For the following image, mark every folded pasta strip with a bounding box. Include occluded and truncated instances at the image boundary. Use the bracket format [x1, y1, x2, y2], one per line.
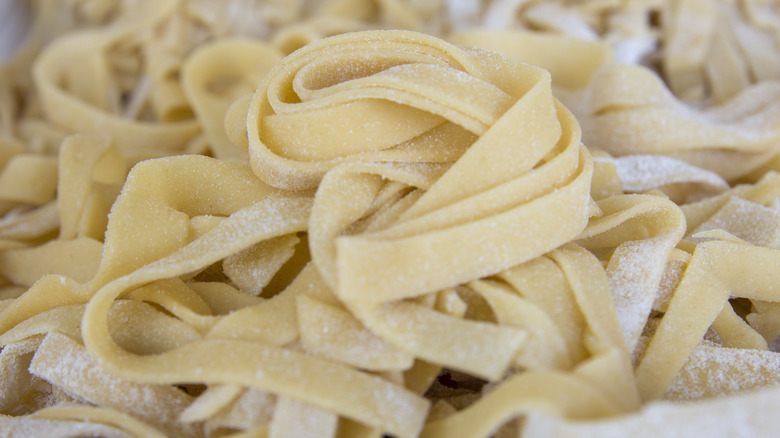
[2, 2, 780, 437]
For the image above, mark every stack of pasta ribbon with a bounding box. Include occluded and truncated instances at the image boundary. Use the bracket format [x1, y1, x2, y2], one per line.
[2, 0, 780, 437]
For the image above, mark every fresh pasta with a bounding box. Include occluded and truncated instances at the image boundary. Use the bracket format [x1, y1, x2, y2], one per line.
[2, 0, 780, 437]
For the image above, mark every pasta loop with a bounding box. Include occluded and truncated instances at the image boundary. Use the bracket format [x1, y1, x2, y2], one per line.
[286, 31, 599, 381]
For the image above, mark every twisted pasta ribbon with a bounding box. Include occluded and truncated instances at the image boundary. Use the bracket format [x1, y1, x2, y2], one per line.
[577, 194, 687, 355]
[244, 30, 598, 380]
[240, 30, 567, 189]
[662, 0, 780, 103]
[421, 244, 639, 437]
[631, 173, 780, 401]
[5, 4, 780, 435]
[62, 153, 427, 437]
[449, 29, 612, 89]
[589, 153, 729, 204]
[32, 0, 201, 161]
[182, 38, 283, 161]
[579, 63, 780, 180]
[682, 171, 780, 238]
[30, 332, 200, 437]
[636, 240, 780, 401]
[667, 341, 780, 401]
[56, 135, 125, 241]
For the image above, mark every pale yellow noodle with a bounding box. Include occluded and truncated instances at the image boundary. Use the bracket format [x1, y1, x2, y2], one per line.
[2, 3, 780, 438]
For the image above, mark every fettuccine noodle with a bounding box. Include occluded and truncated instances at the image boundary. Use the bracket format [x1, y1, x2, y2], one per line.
[2, 1, 780, 437]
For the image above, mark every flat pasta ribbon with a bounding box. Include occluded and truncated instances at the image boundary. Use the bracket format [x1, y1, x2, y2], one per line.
[636, 239, 780, 400]
[3, 3, 780, 436]
[577, 194, 687, 355]
[63, 151, 428, 437]
[578, 63, 780, 180]
[261, 30, 600, 381]
[661, 0, 780, 103]
[31, 0, 201, 161]
[182, 38, 283, 161]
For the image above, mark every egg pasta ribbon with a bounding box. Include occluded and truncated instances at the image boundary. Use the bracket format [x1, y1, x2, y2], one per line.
[577, 194, 687, 355]
[182, 38, 283, 161]
[243, 30, 599, 380]
[31, 0, 201, 161]
[661, 0, 780, 104]
[578, 63, 780, 180]
[636, 240, 780, 401]
[3, 5, 780, 436]
[421, 243, 640, 437]
[61, 151, 428, 437]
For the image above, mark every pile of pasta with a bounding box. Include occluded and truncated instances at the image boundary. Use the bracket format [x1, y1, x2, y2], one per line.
[2, 0, 780, 437]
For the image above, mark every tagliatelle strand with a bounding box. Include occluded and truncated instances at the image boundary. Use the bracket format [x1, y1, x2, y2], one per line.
[3, 4, 780, 437]
[448, 29, 613, 89]
[578, 63, 780, 180]
[72, 150, 427, 436]
[29, 332, 200, 438]
[636, 240, 780, 401]
[56, 135, 125, 241]
[277, 30, 599, 381]
[31, 2, 203, 161]
[577, 194, 687, 354]
[181, 38, 283, 161]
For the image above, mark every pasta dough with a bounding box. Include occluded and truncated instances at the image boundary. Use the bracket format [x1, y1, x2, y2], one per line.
[1, 1, 780, 437]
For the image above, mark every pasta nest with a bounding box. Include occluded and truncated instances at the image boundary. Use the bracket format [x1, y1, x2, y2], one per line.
[232, 30, 598, 379]
[238, 29, 591, 192]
